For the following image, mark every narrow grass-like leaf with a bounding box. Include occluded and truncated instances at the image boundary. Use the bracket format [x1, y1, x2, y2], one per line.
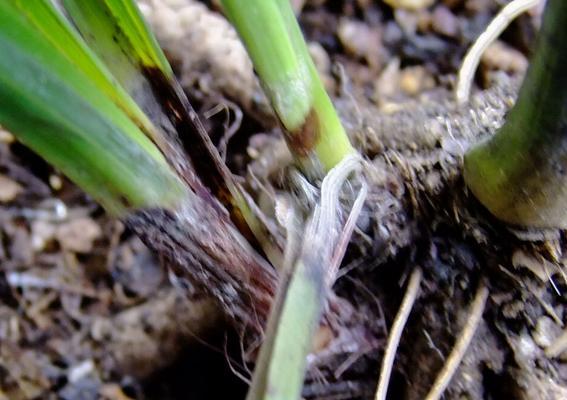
[61, 0, 172, 92]
[62, 0, 281, 260]
[0, 3, 184, 214]
[1, 2, 163, 163]
[10, 0, 159, 143]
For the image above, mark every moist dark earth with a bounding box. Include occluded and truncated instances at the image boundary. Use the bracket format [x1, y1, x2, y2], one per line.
[1, 1, 566, 399]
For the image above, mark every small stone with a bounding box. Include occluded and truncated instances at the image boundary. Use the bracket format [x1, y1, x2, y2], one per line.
[383, 21, 404, 47]
[532, 317, 561, 349]
[515, 333, 540, 363]
[384, 0, 435, 11]
[465, 0, 492, 13]
[308, 42, 334, 90]
[416, 10, 433, 33]
[67, 359, 95, 383]
[431, 5, 460, 37]
[49, 175, 63, 191]
[56, 217, 102, 253]
[309, 42, 331, 75]
[312, 325, 334, 352]
[0, 175, 22, 203]
[0, 128, 14, 143]
[394, 9, 419, 35]
[30, 220, 57, 252]
[374, 57, 401, 102]
[399, 66, 435, 96]
[338, 18, 382, 69]
[482, 40, 528, 74]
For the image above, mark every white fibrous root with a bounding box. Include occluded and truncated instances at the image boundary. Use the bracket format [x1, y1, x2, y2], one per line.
[137, 0, 271, 121]
[455, 0, 541, 104]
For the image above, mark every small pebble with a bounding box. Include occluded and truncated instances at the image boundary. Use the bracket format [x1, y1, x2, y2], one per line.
[373, 57, 401, 102]
[338, 18, 382, 69]
[56, 217, 102, 253]
[465, 0, 492, 13]
[308, 42, 334, 90]
[0, 127, 14, 143]
[432, 5, 460, 37]
[0, 175, 22, 203]
[384, 0, 435, 11]
[532, 316, 561, 349]
[30, 220, 57, 252]
[49, 175, 63, 191]
[399, 66, 435, 96]
[395, 9, 419, 35]
[482, 40, 529, 74]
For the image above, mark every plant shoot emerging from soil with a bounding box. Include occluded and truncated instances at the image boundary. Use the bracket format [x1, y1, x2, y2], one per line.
[464, 0, 567, 228]
[221, 0, 355, 174]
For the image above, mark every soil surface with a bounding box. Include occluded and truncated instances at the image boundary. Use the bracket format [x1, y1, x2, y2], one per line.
[1, 1, 566, 400]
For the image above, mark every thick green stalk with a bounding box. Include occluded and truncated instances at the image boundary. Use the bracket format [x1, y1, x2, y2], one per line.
[0, 2, 184, 215]
[464, 0, 567, 228]
[220, 0, 354, 173]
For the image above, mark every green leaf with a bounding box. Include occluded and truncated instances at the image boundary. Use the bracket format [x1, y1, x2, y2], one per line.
[11, 0, 160, 143]
[62, 0, 173, 95]
[61, 0, 283, 260]
[0, 2, 185, 214]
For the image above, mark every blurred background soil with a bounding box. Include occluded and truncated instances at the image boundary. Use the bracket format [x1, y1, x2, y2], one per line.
[2, 1, 565, 399]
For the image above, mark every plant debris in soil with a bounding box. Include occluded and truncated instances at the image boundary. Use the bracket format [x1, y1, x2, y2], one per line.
[2, 1, 566, 400]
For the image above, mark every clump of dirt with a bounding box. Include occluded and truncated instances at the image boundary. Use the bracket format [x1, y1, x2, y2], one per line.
[244, 70, 566, 399]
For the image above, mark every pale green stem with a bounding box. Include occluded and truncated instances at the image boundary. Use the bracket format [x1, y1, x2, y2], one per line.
[220, 0, 354, 173]
[246, 155, 363, 400]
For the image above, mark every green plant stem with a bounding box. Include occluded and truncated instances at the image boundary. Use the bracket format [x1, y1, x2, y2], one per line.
[246, 256, 324, 400]
[220, 0, 354, 173]
[464, 0, 567, 228]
